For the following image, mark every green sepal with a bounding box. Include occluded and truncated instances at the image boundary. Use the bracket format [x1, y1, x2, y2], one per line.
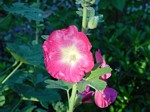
[41, 35, 49, 40]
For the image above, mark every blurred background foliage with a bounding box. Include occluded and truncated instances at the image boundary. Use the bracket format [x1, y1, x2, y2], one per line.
[0, 0, 150, 112]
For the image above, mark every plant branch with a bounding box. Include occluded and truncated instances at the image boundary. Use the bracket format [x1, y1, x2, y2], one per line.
[2, 61, 23, 84]
[82, 4, 87, 33]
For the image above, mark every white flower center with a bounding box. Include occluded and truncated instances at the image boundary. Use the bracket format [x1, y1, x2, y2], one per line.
[61, 45, 82, 66]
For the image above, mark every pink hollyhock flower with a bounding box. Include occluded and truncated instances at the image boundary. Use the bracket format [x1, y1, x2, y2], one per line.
[43, 25, 94, 82]
[78, 86, 94, 103]
[94, 87, 117, 108]
[95, 49, 111, 80]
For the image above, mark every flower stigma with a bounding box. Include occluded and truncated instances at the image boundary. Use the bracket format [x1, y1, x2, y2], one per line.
[61, 45, 82, 66]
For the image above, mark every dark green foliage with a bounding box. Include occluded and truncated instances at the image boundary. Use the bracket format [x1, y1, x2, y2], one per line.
[3, 2, 44, 21]
[0, 0, 149, 112]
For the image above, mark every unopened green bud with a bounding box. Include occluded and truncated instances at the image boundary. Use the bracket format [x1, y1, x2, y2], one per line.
[88, 16, 99, 29]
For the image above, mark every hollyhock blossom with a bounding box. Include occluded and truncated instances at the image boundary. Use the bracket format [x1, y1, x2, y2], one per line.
[95, 49, 111, 80]
[94, 87, 117, 108]
[43, 25, 94, 82]
[78, 86, 94, 103]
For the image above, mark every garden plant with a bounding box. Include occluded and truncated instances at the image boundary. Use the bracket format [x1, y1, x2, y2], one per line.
[0, 0, 150, 112]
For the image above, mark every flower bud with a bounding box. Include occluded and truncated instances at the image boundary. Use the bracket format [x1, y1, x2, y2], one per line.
[88, 16, 99, 29]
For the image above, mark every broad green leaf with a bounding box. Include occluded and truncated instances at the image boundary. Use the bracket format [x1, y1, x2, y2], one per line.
[7, 46, 28, 64]
[3, 2, 44, 21]
[13, 84, 61, 105]
[77, 80, 88, 92]
[6, 43, 43, 66]
[45, 79, 73, 90]
[88, 78, 107, 90]
[0, 92, 5, 106]
[86, 67, 112, 81]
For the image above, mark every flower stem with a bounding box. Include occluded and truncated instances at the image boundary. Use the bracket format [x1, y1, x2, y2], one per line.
[35, 0, 40, 44]
[69, 83, 77, 112]
[82, 4, 87, 33]
[1, 60, 18, 75]
[35, 22, 39, 44]
[10, 98, 22, 112]
[67, 89, 70, 103]
[2, 61, 23, 84]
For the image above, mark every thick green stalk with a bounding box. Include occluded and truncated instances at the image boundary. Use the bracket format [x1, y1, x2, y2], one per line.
[82, 5, 87, 33]
[2, 61, 23, 84]
[69, 83, 77, 112]
[67, 89, 70, 103]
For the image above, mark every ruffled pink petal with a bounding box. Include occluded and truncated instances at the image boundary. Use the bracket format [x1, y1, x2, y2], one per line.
[94, 87, 117, 108]
[95, 49, 106, 64]
[78, 86, 94, 103]
[95, 49, 111, 80]
[43, 25, 94, 82]
[100, 64, 111, 80]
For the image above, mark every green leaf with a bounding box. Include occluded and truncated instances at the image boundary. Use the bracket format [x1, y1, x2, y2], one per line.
[111, 0, 126, 12]
[75, 0, 84, 4]
[88, 78, 107, 90]
[45, 79, 73, 90]
[0, 92, 5, 106]
[86, 67, 112, 81]
[21, 105, 37, 112]
[13, 84, 61, 105]
[87, 7, 95, 17]
[35, 108, 47, 112]
[0, 14, 13, 30]
[77, 80, 88, 92]
[3, 2, 44, 21]
[7, 46, 28, 64]
[6, 43, 43, 66]
[76, 8, 83, 17]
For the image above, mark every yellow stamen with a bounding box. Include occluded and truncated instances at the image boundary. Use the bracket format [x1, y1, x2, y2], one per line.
[61, 45, 82, 66]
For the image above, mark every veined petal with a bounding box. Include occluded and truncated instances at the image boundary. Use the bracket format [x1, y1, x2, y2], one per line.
[94, 87, 117, 108]
[43, 25, 94, 82]
[95, 49, 111, 80]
